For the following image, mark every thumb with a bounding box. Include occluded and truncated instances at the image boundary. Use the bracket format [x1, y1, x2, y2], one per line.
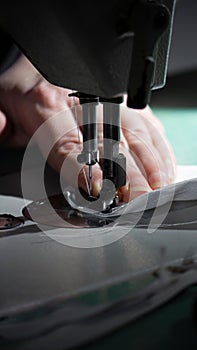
[0, 110, 12, 145]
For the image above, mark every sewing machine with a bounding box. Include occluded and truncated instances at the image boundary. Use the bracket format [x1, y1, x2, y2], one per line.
[3, 3, 197, 349]
[0, 0, 176, 211]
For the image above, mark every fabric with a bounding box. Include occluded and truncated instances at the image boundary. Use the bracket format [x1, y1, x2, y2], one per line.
[65, 178, 197, 231]
[66, 178, 197, 217]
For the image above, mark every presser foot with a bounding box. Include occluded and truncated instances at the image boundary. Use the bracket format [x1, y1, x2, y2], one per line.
[78, 188, 119, 214]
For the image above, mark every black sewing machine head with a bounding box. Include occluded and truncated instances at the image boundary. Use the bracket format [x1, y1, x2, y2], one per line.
[0, 0, 175, 108]
[0, 0, 176, 210]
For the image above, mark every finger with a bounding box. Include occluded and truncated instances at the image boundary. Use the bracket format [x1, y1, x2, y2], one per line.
[78, 163, 102, 197]
[121, 107, 168, 190]
[135, 106, 176, 181]
[0, 110, 8, 144]
[0, 111, 26, 147]
[141, 112, 176, 183]
[118, 144, 152, 202]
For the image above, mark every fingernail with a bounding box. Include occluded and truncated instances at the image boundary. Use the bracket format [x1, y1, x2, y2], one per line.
[93, 179, 102, 197]
[149, 171, 167, 189]
[125, 183, 130, 192]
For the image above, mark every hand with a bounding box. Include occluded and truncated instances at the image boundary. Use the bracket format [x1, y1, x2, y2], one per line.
[0, 55, 176, 202]
[117, 105, 176, 201]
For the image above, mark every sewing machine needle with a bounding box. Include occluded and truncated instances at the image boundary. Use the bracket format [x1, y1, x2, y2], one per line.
[89, 165, 92, 196]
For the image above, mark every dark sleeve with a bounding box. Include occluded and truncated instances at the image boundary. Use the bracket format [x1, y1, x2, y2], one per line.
[0, 29, 21, 75]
